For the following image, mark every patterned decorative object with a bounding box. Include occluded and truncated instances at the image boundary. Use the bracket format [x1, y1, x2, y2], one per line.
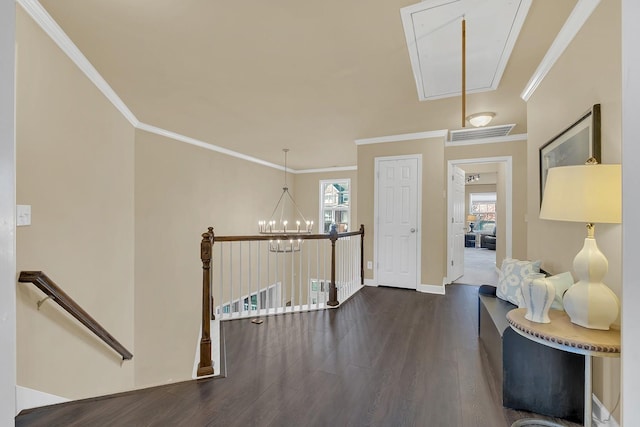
[496, 258, 542, 306]
[521, 274, 555, 323]
[545, 272, 574, 310]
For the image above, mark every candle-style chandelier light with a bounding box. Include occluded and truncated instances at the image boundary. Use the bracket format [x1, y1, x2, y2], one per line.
[258, 149, 313, 252]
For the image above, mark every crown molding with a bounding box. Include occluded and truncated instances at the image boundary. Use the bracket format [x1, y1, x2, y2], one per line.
[136, 123, 289, 172]
[295, 166, 357, 174]
[18, 0, 351, 173]
[17, 0, 139, 127]
[21, 0, 510, 173]
[138, 123, 355, 174]
[520, 0, 601, 101]
[355, 130, 448, 145]
[17, 0, 296, 173]
[445, 133, 528, 147]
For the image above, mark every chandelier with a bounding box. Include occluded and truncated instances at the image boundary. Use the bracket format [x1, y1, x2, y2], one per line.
[258, 149, 313, 252]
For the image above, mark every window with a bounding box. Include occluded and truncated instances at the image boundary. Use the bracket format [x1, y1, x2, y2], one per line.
[470, 192, 496, 222]
[309, 279, 329, 304]
[217, 282, 281, 315]
[309, 279, 344, 304]
[319, 179, 350, 233]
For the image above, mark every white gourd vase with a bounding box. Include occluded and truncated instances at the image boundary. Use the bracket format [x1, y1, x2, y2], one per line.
[521, 273, 555, 323]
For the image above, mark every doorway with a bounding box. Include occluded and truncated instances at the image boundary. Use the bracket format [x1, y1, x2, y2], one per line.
[374, 155, 422, 289]
[447, 157, 513, 285]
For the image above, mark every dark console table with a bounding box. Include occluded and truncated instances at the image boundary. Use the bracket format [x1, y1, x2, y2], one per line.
[507, 308, 620, 427]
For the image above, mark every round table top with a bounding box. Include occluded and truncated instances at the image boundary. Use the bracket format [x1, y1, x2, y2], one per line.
[507, 308, 620, 357]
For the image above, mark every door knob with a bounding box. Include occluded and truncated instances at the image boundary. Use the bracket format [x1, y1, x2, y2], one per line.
[410, 228, 416, 233]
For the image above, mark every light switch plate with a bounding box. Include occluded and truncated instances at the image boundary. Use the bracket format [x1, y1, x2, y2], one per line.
[17, 205, 31, 226]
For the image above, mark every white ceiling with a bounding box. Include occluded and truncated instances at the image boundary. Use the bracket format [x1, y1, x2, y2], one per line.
[401, 0, 532, 100]
[31, 0, 577, 170]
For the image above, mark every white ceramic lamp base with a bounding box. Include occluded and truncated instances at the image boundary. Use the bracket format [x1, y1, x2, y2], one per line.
[564, 236, 619, 330]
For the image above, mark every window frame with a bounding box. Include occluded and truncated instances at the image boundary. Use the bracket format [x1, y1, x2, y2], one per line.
[469, 192, 497, 222]
[318, 179, 351, 233]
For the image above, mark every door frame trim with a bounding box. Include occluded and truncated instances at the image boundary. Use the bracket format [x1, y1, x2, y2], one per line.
[1, 3, 16, 421]
[446, 156, 513, 283]
[374, 154, 422, 289]
[448, 165, 467, 283]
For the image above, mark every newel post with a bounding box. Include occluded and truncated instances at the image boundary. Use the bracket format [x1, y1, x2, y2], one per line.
[360, 224, 365, 285]
[327, 224, 339, 307]
[197, 227, 214, 377]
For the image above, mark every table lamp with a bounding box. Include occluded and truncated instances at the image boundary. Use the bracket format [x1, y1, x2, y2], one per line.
[539, 158, 621, 330]
[467, 214, 477, 232]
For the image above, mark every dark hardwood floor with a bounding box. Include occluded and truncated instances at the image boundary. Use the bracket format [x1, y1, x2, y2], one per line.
[16, 285, 580, 427]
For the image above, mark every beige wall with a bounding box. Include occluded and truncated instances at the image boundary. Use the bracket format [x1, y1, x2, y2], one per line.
[13, 0, 622, 414]
[15, 7, 289, 396]
[293, 170, 358, 304]
[357, 139, 519, 287]
[357, 138, 446, 286]
[15, 9, 135, 398]
[134, 130, 285, 386]
[446, 140, 529, 266]
[526, 0, 621, 417]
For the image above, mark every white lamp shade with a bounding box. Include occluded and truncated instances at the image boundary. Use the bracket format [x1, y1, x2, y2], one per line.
[539, 164, 621, 224]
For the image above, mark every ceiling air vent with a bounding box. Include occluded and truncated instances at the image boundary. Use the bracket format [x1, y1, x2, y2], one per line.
[449, 124, 515, 142]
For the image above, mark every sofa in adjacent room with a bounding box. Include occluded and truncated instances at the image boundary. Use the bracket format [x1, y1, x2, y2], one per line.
[481, 227, 496, 250]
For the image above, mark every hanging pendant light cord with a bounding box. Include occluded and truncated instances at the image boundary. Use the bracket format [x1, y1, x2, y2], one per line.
[283, 148, 288, 190]
[267, 149, 308, 227]
[462, 16, 466, 128]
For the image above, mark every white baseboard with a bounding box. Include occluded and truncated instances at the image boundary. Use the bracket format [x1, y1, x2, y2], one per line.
[417, 284, 445, 295]
[16, 385, 69, 413]
[364, 279, 443, 294]
[592, 393, 619, 427]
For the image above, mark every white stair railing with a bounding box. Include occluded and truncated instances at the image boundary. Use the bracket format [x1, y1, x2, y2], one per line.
[197, 225, 364, 375]
[212, 228, 364, 320]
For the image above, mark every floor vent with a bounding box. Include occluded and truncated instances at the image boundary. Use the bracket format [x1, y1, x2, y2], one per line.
[449, 124, 515, 142]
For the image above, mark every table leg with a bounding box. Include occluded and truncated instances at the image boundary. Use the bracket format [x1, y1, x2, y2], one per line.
[584, 354, 592, 427]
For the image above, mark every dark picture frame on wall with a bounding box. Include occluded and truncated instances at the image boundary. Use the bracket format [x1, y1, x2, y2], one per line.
[539, 104, 601, 203]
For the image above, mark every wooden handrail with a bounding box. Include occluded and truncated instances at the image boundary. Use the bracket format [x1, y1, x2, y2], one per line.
[18, 271, 133, 360]
[211, 229, 362, 242]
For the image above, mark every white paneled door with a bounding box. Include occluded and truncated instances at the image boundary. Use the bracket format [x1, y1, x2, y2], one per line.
[448, 165, 466, 282]
[375, 156, 420, 289]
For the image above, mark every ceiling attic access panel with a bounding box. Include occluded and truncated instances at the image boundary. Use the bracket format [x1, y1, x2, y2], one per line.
[401, 0, 532, 101]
